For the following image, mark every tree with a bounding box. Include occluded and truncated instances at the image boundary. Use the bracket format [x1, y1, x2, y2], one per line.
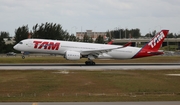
[0, 31, 15, 53]
[63, 33, 70, 41]
[0, 31, 9, 38]
[14, 25, 29, 44]
[89, 37, 93, 43]
[130, 28, 141, 38]
[106, 30, 112, 42]
[151, 30, 157, 37]
[32, 22, 69, 40]
[95, 35, 105, 44]
[109, 28, 141, 39]
[0, 36, 5, 53]
[82, 34, 90, 42]
[4, 44, 14, 53]
[69, 35, 77, 41]
[168, 33, 174, 38]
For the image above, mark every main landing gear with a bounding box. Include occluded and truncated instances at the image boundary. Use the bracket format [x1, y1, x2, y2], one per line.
[85, 55, 96, 65]
[85, 60, 96, 65]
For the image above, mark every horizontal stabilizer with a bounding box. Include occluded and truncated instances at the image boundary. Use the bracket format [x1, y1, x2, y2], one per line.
[147, 51, 164, 55]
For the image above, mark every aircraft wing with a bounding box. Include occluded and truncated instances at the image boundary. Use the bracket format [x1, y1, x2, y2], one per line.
[80, 42, 132, 55]
[80, 46, 123, 56]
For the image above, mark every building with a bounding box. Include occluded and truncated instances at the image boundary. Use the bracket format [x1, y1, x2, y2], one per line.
[76, 30, 107, 41]
[3, 37, 15, 44]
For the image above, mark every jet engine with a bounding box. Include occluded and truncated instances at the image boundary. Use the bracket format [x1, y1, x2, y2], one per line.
[64, 51, 81, 60]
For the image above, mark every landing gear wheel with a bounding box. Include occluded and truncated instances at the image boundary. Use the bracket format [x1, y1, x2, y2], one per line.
[85, 61, 96, 65]
[22, 56, 25, 59]
[85, 61, 88, 65]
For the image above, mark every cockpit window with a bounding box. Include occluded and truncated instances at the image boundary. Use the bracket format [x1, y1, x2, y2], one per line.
[19, 42, 23, 44]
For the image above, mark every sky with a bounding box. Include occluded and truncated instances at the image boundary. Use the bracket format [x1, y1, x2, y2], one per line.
[0, 0, 180, 36]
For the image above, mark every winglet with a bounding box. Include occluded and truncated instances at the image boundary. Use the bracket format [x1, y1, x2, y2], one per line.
[133, 30, 169, 58]
[123, 42, 132, 47]
[107, 40, 114, 45]
[108, 40, 132, 47]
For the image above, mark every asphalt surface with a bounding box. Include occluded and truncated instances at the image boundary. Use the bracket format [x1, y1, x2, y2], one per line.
[0, 63, 180, 70]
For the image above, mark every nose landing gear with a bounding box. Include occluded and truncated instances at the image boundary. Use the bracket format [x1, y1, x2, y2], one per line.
[22, 55, 25, 59]
[21, 51, 25, 59]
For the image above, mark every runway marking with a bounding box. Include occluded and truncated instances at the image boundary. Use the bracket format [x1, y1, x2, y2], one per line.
[52, 71, 69, 74]
[166, 74, 180, 76]
[32, 103, 38, 105]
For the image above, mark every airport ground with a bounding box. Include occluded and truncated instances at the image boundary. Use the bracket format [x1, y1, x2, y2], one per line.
[0, 69, 180, 102]
[0, 56, 180, 102]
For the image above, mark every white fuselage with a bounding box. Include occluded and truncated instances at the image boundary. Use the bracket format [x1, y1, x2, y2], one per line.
[14, 39, 141, 59]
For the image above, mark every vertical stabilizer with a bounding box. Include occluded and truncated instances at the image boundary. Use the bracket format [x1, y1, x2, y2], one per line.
[133, 30, 169, 58]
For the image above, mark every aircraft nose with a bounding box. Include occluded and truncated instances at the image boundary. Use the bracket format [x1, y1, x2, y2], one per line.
[13, 44, 18, 50]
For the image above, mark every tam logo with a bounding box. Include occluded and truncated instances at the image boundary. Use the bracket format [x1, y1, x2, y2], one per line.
[148, 32, 165, 48]
[33, 41, 60, 50]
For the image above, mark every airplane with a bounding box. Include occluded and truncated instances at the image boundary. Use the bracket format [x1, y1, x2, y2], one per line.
[13, 30, 169, 65]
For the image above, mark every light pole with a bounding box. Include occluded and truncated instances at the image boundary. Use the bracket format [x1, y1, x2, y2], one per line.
[94, 26, 96, 38]
[118, 26, 121, 39]
[125, 26, 128, 39]
[149, 28, 151, 40]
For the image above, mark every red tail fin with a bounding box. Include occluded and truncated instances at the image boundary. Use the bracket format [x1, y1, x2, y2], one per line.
[144, 30, 169, 51]
[133, 30, 169, 58]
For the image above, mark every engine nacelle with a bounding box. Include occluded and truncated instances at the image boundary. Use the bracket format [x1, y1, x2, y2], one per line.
[64, 51, 81, 60]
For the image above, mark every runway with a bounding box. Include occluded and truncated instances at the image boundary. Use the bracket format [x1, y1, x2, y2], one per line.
[0, 63, 180, 70]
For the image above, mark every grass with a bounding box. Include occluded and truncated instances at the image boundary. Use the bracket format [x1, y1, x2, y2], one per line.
[1, 55, 180, 101]
[0, 70, 180, 102]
